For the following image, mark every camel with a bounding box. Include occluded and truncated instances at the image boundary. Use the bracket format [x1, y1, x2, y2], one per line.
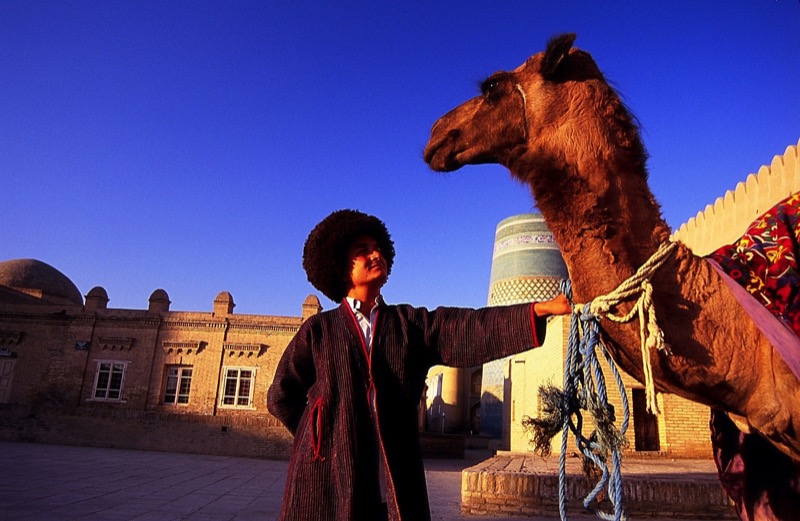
[423, 34, 800, 519]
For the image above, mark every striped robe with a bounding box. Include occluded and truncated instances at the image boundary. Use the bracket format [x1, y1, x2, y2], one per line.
[267, 300, 546, 521]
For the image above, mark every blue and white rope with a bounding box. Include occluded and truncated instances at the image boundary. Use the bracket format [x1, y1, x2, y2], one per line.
[556, 241, 676, 521]
[559, 279, 629, 521]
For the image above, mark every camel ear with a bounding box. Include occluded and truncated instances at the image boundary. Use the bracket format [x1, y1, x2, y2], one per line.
[541, 33, 576, 79]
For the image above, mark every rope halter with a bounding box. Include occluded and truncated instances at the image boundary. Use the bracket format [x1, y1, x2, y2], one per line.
[574, 241, 677, 414]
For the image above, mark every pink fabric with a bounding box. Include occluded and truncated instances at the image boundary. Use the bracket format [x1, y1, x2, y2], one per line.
[707, 259, 800, 382]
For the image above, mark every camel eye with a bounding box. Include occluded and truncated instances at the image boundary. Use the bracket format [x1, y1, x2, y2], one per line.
[480, 78, 500, 95]
[480, 74, 508, 103]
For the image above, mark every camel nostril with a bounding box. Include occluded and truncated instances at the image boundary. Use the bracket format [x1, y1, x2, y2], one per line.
[447, 129, 461, 139]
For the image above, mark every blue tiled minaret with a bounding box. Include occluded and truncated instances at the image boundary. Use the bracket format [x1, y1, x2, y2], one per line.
[480, 214, 568, 446]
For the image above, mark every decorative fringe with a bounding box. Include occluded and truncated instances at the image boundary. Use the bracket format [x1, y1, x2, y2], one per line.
[522, 383, 569, 458]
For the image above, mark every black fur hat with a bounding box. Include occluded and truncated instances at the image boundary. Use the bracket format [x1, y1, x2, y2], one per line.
[302, 209, 395, 303]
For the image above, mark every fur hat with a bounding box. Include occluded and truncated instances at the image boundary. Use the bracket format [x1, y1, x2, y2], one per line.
[303, 209, 395, 303]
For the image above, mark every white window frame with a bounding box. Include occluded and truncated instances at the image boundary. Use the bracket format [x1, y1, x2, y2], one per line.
[219, 366, 256, 409]
[163, 366, 193, 405]
[91, 360, 128, 402]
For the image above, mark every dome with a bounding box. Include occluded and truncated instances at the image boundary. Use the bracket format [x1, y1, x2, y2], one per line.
[148, 288, 171, 313]
[86, 286, 109, 300]
[213, 291, 235, 315]
[303, 294, 321, 307]
[85, 286, 109, 311]
[214, 291, 234, 304]
[0, 259, 83, 306]
[302, 293, 322, 320]
[149, 288, 170, 303]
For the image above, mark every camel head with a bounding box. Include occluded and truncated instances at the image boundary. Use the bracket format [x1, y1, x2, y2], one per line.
[424, 32, 675, 300]
[423, 33, 649, 213]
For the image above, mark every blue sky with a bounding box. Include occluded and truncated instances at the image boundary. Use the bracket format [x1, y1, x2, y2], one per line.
[2, 1, 799, 316]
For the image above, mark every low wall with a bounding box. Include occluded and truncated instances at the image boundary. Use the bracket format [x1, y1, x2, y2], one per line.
[461, 454, 736, 519]
[419, 432, 466, 458]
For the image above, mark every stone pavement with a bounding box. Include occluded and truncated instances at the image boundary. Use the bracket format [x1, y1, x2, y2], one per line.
[0, 441, 724, 521]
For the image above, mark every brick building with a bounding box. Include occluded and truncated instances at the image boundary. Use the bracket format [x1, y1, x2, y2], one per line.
[0, 258, 321, 458]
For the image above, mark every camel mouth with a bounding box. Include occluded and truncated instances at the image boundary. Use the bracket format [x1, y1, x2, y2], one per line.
[423, 143, 465, 172]
[425, 126, 508, 172]
[428, 157, 464, 172]
[426, 147, 501, 173]
[436, 155, 466, 172]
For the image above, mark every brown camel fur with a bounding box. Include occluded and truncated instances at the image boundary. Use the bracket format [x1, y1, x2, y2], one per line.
[423, 34, 800, 469]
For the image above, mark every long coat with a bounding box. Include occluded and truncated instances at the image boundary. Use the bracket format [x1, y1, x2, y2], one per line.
[267, 300, 547, 521]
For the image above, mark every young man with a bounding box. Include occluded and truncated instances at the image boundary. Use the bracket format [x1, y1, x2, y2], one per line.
[267, 209, 569, 521]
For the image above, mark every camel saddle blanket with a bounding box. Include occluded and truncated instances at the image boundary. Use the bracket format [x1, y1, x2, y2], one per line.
[709, 191, 800, 334]
[703, 192, 800, 521]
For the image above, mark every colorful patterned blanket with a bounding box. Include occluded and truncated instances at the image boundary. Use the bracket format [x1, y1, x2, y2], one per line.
[710, 192, 800, 335]
[705, 192, 800, 521]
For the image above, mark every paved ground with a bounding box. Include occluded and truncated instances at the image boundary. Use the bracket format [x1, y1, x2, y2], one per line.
[0, 441, 718, 521]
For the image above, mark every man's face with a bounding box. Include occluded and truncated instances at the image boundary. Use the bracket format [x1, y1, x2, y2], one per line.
[346, 235, 388, 291]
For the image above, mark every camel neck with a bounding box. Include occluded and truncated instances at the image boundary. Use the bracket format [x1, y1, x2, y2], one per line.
[528, 164, 672, 302]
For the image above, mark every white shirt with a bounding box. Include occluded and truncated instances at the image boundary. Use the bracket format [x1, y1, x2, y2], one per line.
[346, 295, 383, 352]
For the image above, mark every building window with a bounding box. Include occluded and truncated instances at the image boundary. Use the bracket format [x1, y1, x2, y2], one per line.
[220, 367, 255, 408]
[92, 361, 127, 401]
[164, 366, 193, 405]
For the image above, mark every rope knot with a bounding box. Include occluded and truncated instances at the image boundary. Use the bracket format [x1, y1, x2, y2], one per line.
[574, 302, 598, 322]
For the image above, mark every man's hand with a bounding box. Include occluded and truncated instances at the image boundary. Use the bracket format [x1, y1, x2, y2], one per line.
[533, 293, 571, 317]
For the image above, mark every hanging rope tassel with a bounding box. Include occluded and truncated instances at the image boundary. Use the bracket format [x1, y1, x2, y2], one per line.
[558, 281, 630, 521]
